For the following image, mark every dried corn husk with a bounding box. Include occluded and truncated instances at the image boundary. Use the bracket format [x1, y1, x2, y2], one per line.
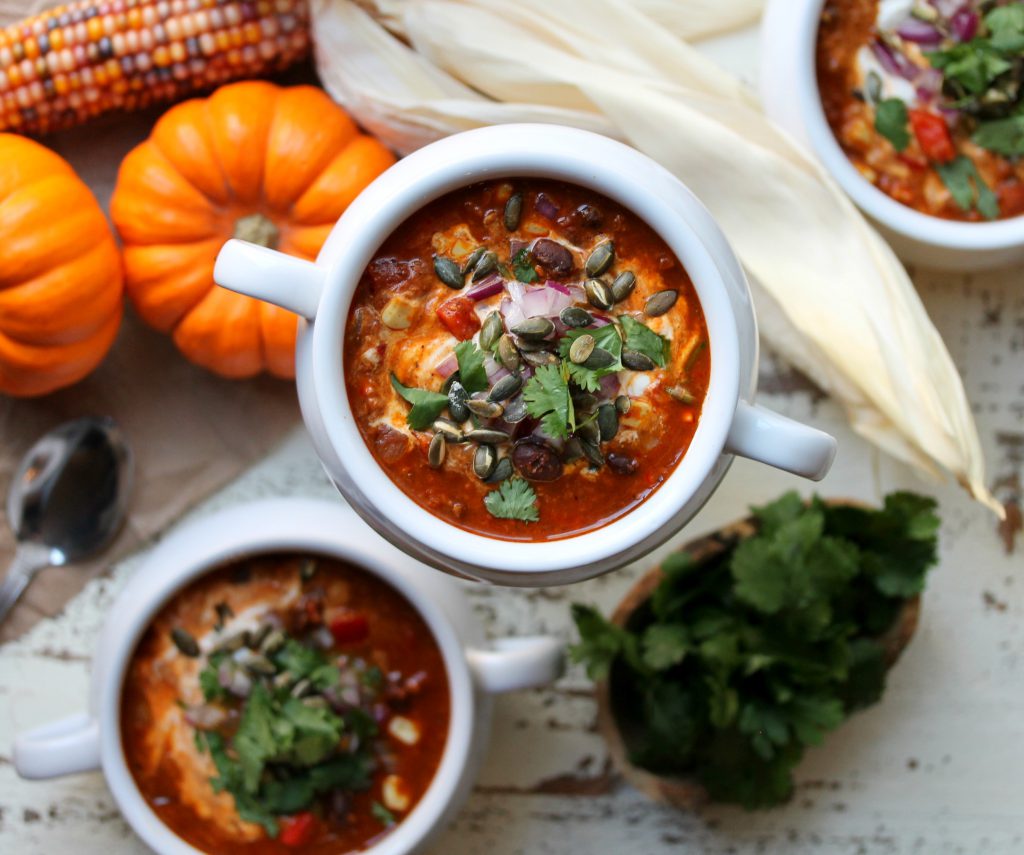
[311, 0, 1002, 516]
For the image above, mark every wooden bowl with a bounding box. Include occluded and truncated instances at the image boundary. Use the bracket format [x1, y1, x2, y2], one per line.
[594, 507, 921, 811]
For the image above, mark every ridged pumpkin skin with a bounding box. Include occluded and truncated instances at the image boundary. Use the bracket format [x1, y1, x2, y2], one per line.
[0, 134, 123, 397]
[110, 81, 396, 379]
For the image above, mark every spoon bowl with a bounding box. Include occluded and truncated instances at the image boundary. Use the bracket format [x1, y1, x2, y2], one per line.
[1, 417, 132, 622]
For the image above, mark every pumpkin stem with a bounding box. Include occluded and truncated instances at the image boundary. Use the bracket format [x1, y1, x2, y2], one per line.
[233, 213, 280, 249]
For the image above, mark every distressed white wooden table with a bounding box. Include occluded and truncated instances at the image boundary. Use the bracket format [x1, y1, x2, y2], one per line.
[2, 24, 1022, 855]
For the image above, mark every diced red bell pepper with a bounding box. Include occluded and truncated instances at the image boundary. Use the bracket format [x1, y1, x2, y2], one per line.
[909, 110, 956, 163]
[997, 180, 1024, 219]
[328, 610, 370, 645]
[279, 812, 316, 847]
[436, 297, 481, 340]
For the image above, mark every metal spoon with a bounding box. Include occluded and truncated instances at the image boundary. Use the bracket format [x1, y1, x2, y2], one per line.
[1, 417, 132, 624]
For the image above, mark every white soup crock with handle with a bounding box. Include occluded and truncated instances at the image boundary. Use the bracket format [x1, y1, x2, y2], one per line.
[760, 0, 1024, 272]
[12, 498, 564, 855]
[213, 124, 838, 587]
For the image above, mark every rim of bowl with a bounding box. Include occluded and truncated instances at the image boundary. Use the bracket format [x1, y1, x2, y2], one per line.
[310, 124, 742, 576]
[792, 0, 1024, 250]
[97, 500, 476, 855]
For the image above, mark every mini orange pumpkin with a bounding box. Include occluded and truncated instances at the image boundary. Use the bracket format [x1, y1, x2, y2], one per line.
[110, 81, 396, 379]
[0, 134, 123, 397]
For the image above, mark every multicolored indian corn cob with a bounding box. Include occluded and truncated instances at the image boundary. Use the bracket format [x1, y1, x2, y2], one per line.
[0, 0, 309, 135]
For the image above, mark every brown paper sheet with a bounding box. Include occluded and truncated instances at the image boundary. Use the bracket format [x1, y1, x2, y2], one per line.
[0, 92, 308, 642]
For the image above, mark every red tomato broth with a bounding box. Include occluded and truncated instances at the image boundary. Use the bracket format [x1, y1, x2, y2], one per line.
[121, 554, 450, 855]
[343, 179, 711, 542]
[816, 0, 1024, 221]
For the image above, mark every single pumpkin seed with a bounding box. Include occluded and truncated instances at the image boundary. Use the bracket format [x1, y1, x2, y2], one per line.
[433, 419, 463, 442]
[239, 651, 277, 676]
[448, 380, 470, 422]
[611, 271, 637, 303]
[511, 317, 555, 341]
[584, 278, 613, 311]
[441, 372, 460, 394]
[569, 334, 596, 364]
[560, 306, 594, 328]
[644, 289, 678, 317]
[622, 349, 656, 371]
[480, 312, 504, 351]
[302, 696, 329, 709]
[248, 624, 273, 650]
[273, 670, 295, 690]
[472, 250, 498, 281]
[290, 678, 314, 698]
[474, 445, 497, 480]
[503, 395, 528, 423]
[497, 334, 522, 371]
[485, 456, 513, 484]
[428, 432, 447, 468]
[260, 629, 287, 655]
[522, 349, 560, 367]
[467, 398, 504, 419]
[580, 438, 606, 468]
[489, 373, 524, 402]
[572, 392, 599, 410]
[212, 630, 249, 655]
[462, 247, 486, 275]
[562, 437, 584, 462]
[615, 394, 631, 414]
[515, 338, 553, 353]
[298, 557, 318, 581]
[504, 192, 523, 230]
[465, 428, 512, 444]
[666, 385, 696, 404]
[585, 240, 615, 277]
[583, 347, 616, 370]
[434, 255, 464, 289]
[597, 403, 619, 441]
[576, 417, 601, 445]
[171, 627, 200, 657]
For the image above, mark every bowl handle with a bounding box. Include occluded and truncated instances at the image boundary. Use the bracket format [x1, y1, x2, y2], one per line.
[12, 712, 100, 779]
[725, 401, 837, 481]
[466, 636, 564, 694]
[214, 239, 326, 320]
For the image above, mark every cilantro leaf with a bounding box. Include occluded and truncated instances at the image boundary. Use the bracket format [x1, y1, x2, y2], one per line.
[372, 801, 397, 827]
[570, 604, 635, 680]
[522, 363, 575, 438]
[874, 98, 910, 151]
[558, 325, 623, 392]
[619, 315, 670, 368]
[985, 4, 1024, 52]
[484, 477, 539, 522]
[234, 683, 278, 793]
[511, 248, 539, 283]
[936, 156, 1000, 220]
[390, 373, 449, 430]
[926, 41, 1012, 95]
[454, 340, 488, 393]
[972, 114, 1024, 156]
[641, 623, 689, 671]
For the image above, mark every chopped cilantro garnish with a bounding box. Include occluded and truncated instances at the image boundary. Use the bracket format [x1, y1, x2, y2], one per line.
[986, 4, 1024, 52]
[372, 801, 396, 827]
[570, 491, 941, 810]
[390, 373, 449, 431]
[484, 477, 539, 522]
[619, 315, 670, 368]
[558, 325, 623, 392]
[522, 363, 575, 439]
[454, 340, 489, 393]
[873, 98, 910, 151]
[972, 113, 1024, 156]
[936, 156, 1000, 220]
[511, 248, 539, 283]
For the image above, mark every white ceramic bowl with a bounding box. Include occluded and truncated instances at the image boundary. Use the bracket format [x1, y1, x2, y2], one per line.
[761, 0, 1024, 272]
[214, 124, 837, 586]
[12, 499, 563, 855]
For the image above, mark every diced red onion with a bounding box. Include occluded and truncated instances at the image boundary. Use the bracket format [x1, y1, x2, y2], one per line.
[871, 40, 919, 81]
[929, 0, 961, 17]
[501, 280, 576, 327]
[591, 315, 612, 327]
[938, 106, 961, 125]
[915, 67, 943, 102]
[185, 704, 229, 730]
[599, 373, 620, 398]
[535, 193, 559, 220]
[950, 8, 978, 42]
[546, 279, 571, 295]
[897, 17, 943, 45]
[435, 352, 459, 378]
[485, 357, 509, 383]
[464, 272, 505, 301]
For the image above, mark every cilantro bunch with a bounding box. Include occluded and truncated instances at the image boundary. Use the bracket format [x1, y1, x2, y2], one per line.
[571, 492, 940, 809]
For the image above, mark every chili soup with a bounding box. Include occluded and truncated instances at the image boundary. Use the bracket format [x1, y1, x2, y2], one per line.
[817, 0, 1024, 221]
[121, 554, 450, 854]
[343, 179, 711, 542]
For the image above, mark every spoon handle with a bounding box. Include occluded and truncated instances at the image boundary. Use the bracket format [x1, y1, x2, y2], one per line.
[0, 546, 49, 625]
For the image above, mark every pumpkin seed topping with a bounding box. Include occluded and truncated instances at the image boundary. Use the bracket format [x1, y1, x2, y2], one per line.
[666, 384, 696, 404]
[615, 394, 631, 414]
[474, 445, 498, 480]
[480, 311, 504, 351]
[560, 306, 594, 328]
[582, 346, 616, 370]
[471, 250, 498, 281]
[644, 289, 678, 317]
[433, 255, 464, 289]
[611, 270, 637, 303]
[497, 334, 522, 371]
[448, 380, 470, 423]
[522, 349, 560, 367]
[597, 403, 619, 441]
[584, 278, 613, 311]
[568, 334, 596, 365]
[432, 419, 464, 442]
[484, 456, 513, 484]
[622, 349, 656, 371]
[511, 317, 555, 341]
[585, 240, 615, 277]
[428, 432, 446, 468]
[488, 373, 524, 402]
[171, 627, 200, 657]
[465, 428, 512, 445]
[462, 247, 486, 276]
[504, 192, 523, 231]
[467, 398, 504, 419]
[503, 395, 529, 423]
